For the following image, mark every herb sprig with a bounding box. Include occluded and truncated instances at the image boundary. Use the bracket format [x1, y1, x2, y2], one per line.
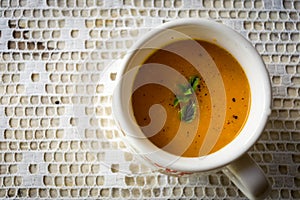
[174, 76, 200, 123]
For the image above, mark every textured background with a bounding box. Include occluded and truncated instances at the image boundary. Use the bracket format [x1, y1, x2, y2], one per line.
[0, 0, 299, 199]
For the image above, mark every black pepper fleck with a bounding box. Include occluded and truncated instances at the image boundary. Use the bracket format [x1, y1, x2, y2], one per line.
[233, 115, 238, 119]
[55, 100, 60, 105]
[232, 98, 236, 102]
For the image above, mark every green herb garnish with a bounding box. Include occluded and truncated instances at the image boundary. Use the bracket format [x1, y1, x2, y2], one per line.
[174, 76, 200, 123]
[179, 100, 196, 122]
[190, 75, 200, 91]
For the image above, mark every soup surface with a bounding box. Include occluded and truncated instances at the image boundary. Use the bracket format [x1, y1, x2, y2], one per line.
[131, 39, 250, 157]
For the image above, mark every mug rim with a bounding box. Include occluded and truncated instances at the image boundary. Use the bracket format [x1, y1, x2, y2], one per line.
[113, 18, 272, 172]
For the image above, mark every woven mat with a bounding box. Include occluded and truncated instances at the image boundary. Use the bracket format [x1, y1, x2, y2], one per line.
[0, 0, 299, 199]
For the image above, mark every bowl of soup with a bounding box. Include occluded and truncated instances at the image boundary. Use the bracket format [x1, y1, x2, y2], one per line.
[112, 18, 271, 199]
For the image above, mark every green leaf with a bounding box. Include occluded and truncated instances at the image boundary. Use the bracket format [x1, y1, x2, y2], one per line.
[192, 77, 200, 91]
[180, 101, 196, 123]
[183, 87, 193, 95]
[173, 98, 179, 107]
[174, 75, 200, 123]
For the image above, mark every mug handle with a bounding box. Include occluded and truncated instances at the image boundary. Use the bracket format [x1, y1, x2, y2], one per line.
[222, 153, 271, 200]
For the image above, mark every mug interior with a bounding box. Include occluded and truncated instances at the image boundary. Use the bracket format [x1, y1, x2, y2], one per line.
[114, 19, 271, 172]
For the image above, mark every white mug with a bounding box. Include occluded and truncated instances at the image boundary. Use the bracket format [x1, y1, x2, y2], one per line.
[112, 19, 272, 199]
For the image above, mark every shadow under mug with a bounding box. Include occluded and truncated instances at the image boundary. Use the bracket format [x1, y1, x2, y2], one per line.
[112, 19, 272, 200]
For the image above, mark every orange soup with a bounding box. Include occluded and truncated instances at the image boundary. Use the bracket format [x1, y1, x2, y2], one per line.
[131, 39, 251, 157]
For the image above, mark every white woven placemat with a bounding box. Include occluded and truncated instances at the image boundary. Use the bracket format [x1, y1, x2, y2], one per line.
[0, 0, 299, 199]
